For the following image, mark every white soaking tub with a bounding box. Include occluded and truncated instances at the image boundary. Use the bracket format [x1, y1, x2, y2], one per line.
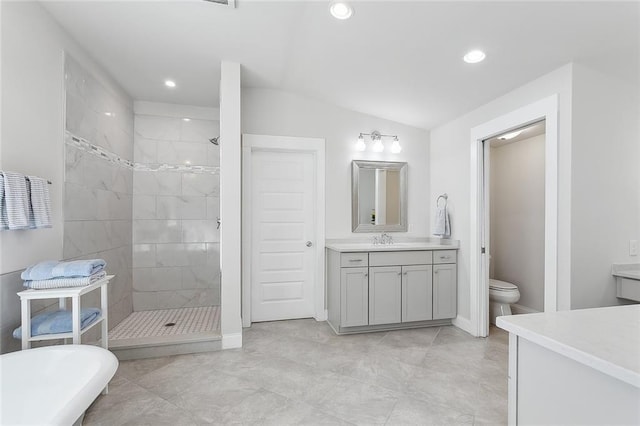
[0, 345, 118, 425]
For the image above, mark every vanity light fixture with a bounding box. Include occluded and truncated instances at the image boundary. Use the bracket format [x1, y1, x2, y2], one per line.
[164, 79, 177, 88]
[390, 136, 402, 154]
[463, 49, 486, 64]
[329, 1, 353, 20]
[356, 130, 401, 154]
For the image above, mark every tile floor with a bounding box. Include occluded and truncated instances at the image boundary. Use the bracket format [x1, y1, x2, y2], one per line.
[85, 320, 508, 425]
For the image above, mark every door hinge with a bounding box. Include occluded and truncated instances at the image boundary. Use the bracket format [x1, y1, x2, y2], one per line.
[481, 247, 486, 254]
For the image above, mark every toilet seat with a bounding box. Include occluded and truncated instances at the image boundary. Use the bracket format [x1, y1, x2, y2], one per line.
[490, 279, 517, 291]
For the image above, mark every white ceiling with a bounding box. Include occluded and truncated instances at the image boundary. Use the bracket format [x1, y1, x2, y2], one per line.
[42, 1, 639, 130]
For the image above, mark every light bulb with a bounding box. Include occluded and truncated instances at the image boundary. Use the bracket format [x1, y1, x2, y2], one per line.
[329, 2, 353, 20]
[390, 138, 402, 154]
[372, 138, 384, 153]
[498, 130, 522, 140]
[463, 50, 486, 64]
[355, 135, 366, 151]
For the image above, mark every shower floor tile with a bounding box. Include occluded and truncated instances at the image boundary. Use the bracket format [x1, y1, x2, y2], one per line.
[110, 306, 220, 341]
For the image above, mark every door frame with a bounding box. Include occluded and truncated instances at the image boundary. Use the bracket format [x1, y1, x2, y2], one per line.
[469, 95, 559, 337]
[241, 134, 326, 327]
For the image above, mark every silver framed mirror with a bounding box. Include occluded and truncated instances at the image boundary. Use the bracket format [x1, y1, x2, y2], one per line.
[352, 160, 408, 232]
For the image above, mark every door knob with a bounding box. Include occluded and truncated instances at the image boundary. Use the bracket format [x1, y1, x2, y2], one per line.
[306, 241, 313, 247]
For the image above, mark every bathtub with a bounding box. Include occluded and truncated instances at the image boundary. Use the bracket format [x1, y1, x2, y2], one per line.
[0, 345, 118, 425]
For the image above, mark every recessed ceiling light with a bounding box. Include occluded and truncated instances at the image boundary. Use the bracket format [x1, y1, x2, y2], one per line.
[463, 50, 486, 64]
[164, 80, 176, 88]
[182, 118, 191, 122]
[329, 1, 353, 20]
[104, 112, 113, 117]
[498, 130, 522, 140]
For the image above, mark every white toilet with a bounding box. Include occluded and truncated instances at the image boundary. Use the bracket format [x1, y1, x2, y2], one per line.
[489, 279, 520, 324]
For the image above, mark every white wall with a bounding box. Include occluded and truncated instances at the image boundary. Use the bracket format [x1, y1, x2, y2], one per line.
[430, 64, 574, 321]
[0, 1, 131, 274]
[490, 134, 545, 312]
[0, 1, 133, 353]
[570, 61, 640, 309]
[242, 88, 430, 239]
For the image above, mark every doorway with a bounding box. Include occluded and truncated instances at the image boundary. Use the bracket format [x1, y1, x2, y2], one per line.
[486, 121, 546, 323]
[469, 95, 559, 337]
[241, 134, 326, 326]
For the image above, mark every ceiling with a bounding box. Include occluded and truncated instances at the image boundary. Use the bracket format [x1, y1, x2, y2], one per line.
[42, 1, 639, 130]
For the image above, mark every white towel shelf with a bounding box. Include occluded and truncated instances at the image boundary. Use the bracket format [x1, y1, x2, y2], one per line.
[17, 275, 113, 350]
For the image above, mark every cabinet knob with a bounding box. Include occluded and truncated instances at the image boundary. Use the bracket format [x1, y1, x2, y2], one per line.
[364, 273, 368, 277]
[398, 272, 402, 276]
[434, 270, 439, 274]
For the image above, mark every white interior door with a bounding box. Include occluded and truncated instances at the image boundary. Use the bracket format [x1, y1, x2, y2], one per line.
[250, 150, 316, 322]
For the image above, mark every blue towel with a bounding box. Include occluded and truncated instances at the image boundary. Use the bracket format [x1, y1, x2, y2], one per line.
[21, 259, 106, 281]
[13, 308, 101, 338]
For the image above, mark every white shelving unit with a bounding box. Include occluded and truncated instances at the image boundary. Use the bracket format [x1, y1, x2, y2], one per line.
[17, 275, 113, 350]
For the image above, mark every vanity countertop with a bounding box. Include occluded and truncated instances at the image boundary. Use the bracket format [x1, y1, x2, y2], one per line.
[325, 239, 459, 252]
[497, 305, 640, 388]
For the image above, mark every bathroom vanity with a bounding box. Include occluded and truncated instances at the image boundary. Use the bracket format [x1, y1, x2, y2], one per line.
[326, 241, 458, 334]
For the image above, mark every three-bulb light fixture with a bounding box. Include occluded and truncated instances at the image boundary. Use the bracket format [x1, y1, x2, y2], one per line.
[356, 130, 402, 154]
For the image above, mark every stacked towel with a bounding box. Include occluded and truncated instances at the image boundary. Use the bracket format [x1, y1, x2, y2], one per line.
[13, 308, 101, 339]
[24, 271, 107, 290]
[21, 259, 106, 281]
[21, 259, 107, 290]
[433, 205, 451, 237]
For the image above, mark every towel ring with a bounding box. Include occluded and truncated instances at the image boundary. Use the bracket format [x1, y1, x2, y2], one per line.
[437, 193, 448, 208]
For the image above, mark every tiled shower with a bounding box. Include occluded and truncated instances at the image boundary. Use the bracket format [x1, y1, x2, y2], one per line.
[63, 54, 221, 348]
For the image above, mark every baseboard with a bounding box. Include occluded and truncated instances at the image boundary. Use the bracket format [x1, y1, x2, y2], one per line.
[511, 303, 540, 315]
[222, 332, 242, 349]
[452, 315, 475, 336]
[314, 309, 328, 322]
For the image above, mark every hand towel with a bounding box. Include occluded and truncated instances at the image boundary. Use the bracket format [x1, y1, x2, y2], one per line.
[21, 259, 107, 281]
[24, 271, 107, 289]
[433, 205, 451, 237]
[0, 174, 8, 230]
[2, 171, 30, 230]
[12, 308, 101, 339]
[27, 176, 52, 229]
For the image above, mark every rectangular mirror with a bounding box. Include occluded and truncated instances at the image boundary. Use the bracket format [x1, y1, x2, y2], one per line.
[352, 160, 408, 232]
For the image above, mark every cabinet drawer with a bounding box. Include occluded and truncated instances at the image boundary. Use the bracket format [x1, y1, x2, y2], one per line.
[341, 252, 368, 267]
[370, 251, 432, 266]
[433, 250, 457, 264]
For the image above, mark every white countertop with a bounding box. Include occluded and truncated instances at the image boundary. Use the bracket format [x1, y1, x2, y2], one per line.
[497, 305, 640, 388]
[612, 263, 640, 280]
[325, 241, 459, 252]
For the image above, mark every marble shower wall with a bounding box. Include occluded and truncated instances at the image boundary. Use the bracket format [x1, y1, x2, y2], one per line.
[64, 55, 134, 328]
[132, 110, 220, 310]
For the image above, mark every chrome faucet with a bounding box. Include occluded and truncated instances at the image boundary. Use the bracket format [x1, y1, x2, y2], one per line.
[374, 233, 393, 245]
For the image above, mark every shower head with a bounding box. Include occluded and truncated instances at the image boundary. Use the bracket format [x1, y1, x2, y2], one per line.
[209, 137, 220, 145]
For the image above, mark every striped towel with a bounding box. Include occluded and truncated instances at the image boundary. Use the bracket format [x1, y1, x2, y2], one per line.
[27, 176, 52, 228]
[24, 270, 107, 289]
[0, 174, 8, 230]
[2, 171, 30, 230]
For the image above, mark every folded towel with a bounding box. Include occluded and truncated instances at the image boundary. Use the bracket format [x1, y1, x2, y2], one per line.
[13, 308, 101, 339]
[2, 171, 30, 230]
[27, 176, 52, 229]
[21, 259, 106, 281]
[24, 271, 107, 289]
[433, 206, 451, 237]
[0, 174, 8, 230]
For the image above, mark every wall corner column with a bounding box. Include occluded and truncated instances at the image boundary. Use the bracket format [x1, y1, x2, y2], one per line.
[220, 61, 242, 348]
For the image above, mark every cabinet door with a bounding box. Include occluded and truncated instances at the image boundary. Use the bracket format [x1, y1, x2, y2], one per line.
[340, 267, 369, 327]
[433, 264, 457, 319]
[402, 265, 433, 322]
[369, 266, 402, 325]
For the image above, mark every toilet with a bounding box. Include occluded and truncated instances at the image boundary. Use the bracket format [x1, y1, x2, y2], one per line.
[489, 279, 520, 324]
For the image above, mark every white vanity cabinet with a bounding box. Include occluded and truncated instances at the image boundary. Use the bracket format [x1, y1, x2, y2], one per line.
[327, 245, 458, 334]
